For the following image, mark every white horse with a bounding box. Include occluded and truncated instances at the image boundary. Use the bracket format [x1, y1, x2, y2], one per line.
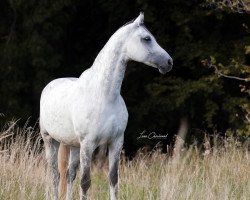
[40, 12, 173, 200]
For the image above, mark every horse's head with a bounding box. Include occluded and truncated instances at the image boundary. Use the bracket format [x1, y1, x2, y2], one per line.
[124, 12, 173, 74]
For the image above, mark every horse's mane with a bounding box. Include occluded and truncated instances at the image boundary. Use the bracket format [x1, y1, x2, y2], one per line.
[122, 17, 146, 29]
[122, 19, 135, 27]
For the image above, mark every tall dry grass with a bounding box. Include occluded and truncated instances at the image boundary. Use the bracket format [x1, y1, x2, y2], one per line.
[0, 122, 250, 200]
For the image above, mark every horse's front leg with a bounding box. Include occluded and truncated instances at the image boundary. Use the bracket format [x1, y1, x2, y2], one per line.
[108, 135, 124, 200]
[79, 139, 96, 200]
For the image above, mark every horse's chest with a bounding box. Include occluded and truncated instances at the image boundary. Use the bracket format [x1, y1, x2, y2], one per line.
[96, 114, 120, 138]
[73, 99, 128, 142]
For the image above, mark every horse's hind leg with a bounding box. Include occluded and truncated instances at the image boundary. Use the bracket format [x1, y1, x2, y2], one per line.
[41, 132, 60, 200]
[66, 147, 80, 200]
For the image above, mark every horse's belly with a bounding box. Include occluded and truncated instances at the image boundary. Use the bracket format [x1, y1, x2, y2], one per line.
[41, 106, 80, 146]
[42, 113, 79, 146]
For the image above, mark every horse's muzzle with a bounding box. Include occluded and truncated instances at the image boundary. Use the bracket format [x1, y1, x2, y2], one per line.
[158, 58, 173, 74]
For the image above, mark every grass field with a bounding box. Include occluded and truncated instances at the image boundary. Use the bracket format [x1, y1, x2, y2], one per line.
[0, 122, 250, 200]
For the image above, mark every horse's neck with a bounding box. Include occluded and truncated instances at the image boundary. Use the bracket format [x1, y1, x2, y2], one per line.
[80, 30, 128, 101]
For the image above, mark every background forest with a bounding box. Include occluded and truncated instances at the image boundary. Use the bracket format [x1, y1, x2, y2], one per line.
[0, 0, 249, 155]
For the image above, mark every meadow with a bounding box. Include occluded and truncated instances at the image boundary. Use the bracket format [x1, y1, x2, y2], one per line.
[0, 122, 250, 200]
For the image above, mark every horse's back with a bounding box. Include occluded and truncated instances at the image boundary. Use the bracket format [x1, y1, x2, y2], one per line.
[41, 77, 77, 98]
[40, 77, 77, 110]
[40, 77, 80, 145]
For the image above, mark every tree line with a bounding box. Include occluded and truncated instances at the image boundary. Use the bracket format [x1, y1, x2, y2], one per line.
[0, 0, 249, 154]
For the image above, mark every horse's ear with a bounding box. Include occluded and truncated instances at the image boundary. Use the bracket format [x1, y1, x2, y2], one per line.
[134, 12, 144, 26]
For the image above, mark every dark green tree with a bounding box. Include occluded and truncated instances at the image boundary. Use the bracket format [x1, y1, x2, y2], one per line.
[0, 0, 249, 154]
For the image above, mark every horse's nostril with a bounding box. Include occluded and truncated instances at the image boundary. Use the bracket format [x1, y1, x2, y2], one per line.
[168, 59, 173, 66]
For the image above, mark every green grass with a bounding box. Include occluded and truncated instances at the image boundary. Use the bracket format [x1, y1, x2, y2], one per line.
[0, 122, 250, 200]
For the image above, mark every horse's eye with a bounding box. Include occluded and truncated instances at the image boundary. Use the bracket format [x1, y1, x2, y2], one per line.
[143, 36, 151, 42]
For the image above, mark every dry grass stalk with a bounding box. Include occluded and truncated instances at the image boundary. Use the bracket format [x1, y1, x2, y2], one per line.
[172, 118, 188, 160]
[203, 134, 211, 156]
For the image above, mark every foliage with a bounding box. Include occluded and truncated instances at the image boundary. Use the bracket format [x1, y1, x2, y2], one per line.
[202, 0, 250, 135]
[0, 0, 249, 152]
[205, 0, 250, 13]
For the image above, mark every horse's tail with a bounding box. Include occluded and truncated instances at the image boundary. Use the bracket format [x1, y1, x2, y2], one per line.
[58, 143, 69, 200]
